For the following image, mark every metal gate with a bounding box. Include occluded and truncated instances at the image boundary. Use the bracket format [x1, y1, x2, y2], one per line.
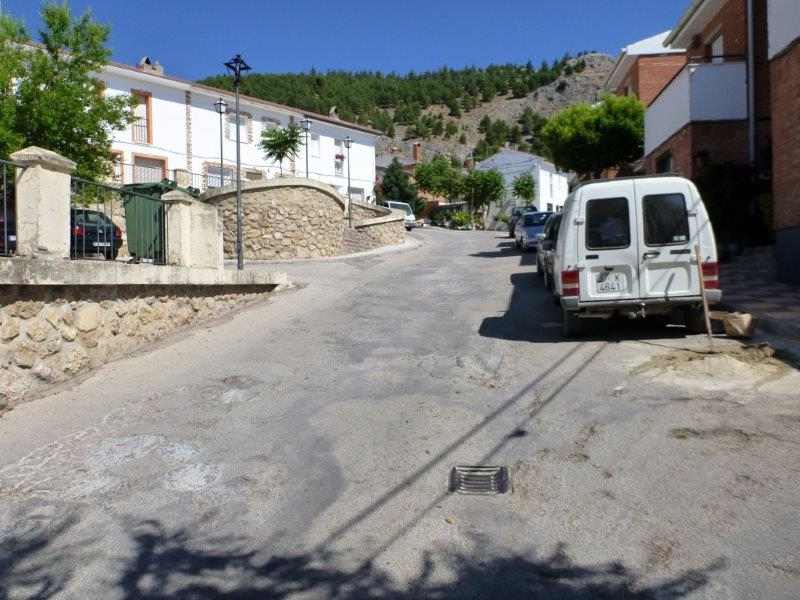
[0, 159, 24, 257]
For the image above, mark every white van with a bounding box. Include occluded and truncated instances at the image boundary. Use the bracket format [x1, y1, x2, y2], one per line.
[552, 176, 721, 337]
[385, 201, 417, 230]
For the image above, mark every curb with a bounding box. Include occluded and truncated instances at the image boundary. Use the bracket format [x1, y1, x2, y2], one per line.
[720, 301, 800, 341]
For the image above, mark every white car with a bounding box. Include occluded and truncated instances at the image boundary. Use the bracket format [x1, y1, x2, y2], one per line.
[386, 201, 417, 230]
[552, 175, 721, 337]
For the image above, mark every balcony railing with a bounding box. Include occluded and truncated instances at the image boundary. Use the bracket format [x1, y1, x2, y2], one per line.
[645, 57, 748, 156]
[132, 119, 149, 144]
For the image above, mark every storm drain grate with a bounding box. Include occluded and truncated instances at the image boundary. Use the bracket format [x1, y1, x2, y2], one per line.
[449, 466, 510, 495]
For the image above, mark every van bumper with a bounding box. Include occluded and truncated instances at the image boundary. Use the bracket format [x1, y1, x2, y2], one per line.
[561, 289, 722, 312]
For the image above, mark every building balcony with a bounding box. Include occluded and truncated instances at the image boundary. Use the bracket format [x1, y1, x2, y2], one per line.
[645, 59, 748, 156]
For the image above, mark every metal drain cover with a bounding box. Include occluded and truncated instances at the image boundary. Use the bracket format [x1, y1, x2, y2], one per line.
[449, 466, 510, 495]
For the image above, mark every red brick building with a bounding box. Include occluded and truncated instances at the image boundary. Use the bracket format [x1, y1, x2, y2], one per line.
[768, 0, 800, 282]
[643, 0, 771, 179]
[605, 31, 687, 106]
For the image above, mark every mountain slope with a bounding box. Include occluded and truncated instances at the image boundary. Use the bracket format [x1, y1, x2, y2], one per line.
[379, 54, 615, 163]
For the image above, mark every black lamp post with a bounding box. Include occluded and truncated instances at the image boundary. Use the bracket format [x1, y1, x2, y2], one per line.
[213, 98, 227, 188]
[224, 54, 251, 271]
[344, 135, 353, 227]
[300, 117, 312, 179]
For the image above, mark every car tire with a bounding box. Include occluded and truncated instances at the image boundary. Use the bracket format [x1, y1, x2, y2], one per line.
[562, 307, 582, 338]
[536, 255, 543, 277]
[684, 307, 707, 335]
[543, 268, 550, 289]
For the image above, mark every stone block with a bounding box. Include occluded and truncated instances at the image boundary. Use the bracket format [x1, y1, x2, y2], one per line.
[74, 304, 102, 332]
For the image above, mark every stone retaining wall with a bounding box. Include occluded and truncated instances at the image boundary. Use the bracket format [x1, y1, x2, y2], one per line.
[203, 180, 406, 260]
[0, 284, 274, 411]
[343, 219, 407, 254]
[204, 179, 345, 260]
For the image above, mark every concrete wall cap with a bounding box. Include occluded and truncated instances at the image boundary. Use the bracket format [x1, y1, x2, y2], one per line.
[9, 146, 77, 174]
[201, 177, 347, 211]
[161, 189, 195, 205]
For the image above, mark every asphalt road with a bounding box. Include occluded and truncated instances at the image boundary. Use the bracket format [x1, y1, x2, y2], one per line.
[1, 229, 799, 599]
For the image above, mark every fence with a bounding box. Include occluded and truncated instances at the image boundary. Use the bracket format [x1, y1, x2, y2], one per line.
[70, 177, 168, 265]
[1, 158, 22, 257]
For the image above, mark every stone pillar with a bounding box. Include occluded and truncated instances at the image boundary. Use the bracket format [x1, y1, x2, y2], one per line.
[162, 190, 223, 269]
[10, 146, 76, 259]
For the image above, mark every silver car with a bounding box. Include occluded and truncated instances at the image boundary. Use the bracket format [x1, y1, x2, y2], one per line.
[515, 211, 552, 251]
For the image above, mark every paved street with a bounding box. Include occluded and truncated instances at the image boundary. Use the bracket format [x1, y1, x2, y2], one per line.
[1, 229, 799, 599]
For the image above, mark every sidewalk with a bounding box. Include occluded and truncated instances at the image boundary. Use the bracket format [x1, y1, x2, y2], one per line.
[720, 246, 800, 340]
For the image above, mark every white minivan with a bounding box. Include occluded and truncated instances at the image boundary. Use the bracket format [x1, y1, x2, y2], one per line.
[552, 176, 721, 337]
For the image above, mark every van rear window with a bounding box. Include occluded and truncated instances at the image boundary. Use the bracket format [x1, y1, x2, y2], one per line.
[585, 197, 630, 250]
[643, 193, 689, 246]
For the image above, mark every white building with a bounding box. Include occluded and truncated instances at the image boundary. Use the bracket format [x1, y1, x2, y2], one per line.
[475, 149, 569, 227]
[99, 58, 379, 201]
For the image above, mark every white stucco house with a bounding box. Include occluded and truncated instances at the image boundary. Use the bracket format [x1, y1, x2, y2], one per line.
[99, 57, 379, 201]
[475, 149, 569, 228]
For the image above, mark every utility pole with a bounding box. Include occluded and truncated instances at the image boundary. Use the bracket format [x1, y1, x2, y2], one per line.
[344, 136, 353, 227]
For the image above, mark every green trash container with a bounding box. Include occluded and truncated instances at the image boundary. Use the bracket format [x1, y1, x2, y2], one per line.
[120, 181, 174, 264]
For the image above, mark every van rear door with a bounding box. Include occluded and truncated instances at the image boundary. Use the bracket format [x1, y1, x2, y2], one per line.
[577, 180, 641, 303]
[633, 178, 700, 299]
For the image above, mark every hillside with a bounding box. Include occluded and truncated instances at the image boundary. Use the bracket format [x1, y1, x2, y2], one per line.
[199, 53, 615, 166]
[380, 54, 615, 164]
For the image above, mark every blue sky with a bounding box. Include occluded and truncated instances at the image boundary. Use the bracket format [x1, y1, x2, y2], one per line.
[5, 1, 687, 80]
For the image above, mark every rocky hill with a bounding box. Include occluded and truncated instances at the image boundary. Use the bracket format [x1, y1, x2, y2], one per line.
[379, 53, 615, 164]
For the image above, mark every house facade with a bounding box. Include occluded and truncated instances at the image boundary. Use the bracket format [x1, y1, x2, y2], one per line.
[768, 0, 800, 282]
[476, 149, 569, 227]
[643, 0, 771, 178]
[605, 31, 687, 106]
[100, 58, 378, 201]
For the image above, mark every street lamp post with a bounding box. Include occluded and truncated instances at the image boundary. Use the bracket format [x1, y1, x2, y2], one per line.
[224, 54, 251, 271]
[300, 117, 312, 179]
[213, 98, 228, 188]
[344, 136, 353, 227]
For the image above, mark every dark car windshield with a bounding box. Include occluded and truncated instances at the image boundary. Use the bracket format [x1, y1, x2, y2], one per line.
[523, 212, 551, 227]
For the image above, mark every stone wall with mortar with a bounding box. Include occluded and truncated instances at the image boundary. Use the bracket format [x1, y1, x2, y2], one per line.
[203, 179, 346, 260]
[203, 180, 405, 260]
[0, 284, 274, 411]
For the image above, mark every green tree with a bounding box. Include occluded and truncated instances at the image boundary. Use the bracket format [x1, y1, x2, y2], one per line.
[0, 5, 135, 178]
[462, 169, 504, 213]
[458, 132, 467, 145]
[541, 94, 644, 177]
[259, 124, 303, 174]
[378, 158, 421, 212]
[513, 173, 536, 202]
[414, 155, 462, 200]
[444, 121, 458, 139]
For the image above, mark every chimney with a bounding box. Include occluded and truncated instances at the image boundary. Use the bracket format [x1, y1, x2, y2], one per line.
[137, 56, 164, 76]
[412, 143, 422, 163]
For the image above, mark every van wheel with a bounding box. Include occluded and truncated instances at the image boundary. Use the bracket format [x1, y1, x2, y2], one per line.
[684, 307, 707, 335]
[562, 308, 582, 338]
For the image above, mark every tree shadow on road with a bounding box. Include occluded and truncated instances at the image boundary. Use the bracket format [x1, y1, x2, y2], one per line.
[0, 514, 727, 599]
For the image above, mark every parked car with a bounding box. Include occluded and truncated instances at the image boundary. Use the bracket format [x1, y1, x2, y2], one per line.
[551, 176, 721, 337]
[386, 201, 417, 231]
[508, 205, 537, 238]
[70, 207, 123, 260]
[536, 213, 563, 289]
[0, 213, 15, 256]
[515, 211, 552, 251]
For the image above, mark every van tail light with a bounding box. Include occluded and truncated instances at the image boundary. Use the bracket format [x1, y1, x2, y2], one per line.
[72, 225, 85, 238]
[561, 269, 580, 297]
[701, 261, 719, 290]
[114, 224, 122, 239]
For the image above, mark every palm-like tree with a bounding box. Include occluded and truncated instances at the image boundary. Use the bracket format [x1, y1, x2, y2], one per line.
[259, 124, 302, 175]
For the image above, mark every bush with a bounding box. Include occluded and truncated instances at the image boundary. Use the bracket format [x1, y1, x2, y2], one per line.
[450, 211, 473, 229]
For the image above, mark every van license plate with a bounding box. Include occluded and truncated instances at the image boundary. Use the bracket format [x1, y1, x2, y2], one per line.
[596, 272, 626, 294]
[92, 242, 111, 248]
